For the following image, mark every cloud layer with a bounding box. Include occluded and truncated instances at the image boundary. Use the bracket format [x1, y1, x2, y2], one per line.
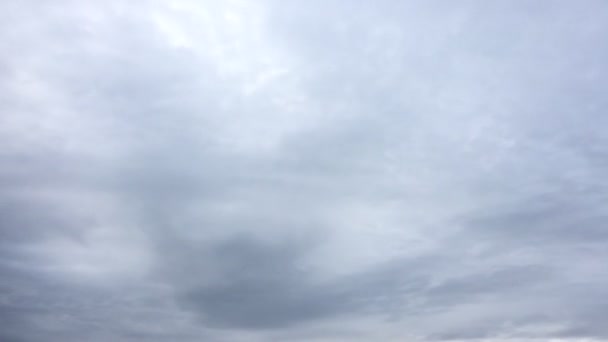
[2, 1, 608, 341]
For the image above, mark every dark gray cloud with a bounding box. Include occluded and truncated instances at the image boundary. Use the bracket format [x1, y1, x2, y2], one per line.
[2, 0, 608, 341]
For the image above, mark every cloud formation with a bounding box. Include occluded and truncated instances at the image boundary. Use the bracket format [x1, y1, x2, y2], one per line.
[2, 1, 608, 341]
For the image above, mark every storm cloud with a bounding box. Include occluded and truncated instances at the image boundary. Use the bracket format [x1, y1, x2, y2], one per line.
[2, 1, 608, 341]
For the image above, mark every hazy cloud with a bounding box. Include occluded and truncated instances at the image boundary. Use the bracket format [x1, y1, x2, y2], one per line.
[2, 0, 608, 341]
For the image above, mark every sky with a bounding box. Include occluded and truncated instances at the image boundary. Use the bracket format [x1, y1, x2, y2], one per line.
[1, 1, 608, 341]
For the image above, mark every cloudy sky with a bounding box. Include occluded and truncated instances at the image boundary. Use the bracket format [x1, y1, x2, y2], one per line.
[1, 1, 608, 341]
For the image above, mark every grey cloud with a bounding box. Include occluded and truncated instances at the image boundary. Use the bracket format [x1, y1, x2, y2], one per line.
[2, 0, 608, 341]
[176, 234, 345, 329]
[163, 234, 438, 330]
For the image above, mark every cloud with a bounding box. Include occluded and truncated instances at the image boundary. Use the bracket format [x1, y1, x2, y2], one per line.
[2, 0, 608, 341]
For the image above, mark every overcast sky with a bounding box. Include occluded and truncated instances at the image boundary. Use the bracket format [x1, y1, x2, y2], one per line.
[1, 1, 608, 341]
